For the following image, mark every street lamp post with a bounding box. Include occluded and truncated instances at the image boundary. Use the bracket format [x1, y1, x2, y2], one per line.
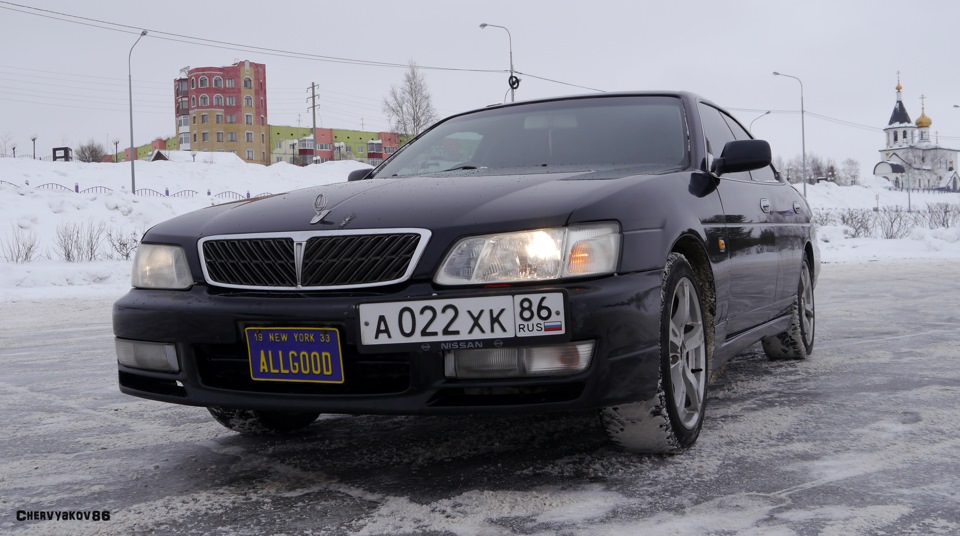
[749, 111, 771, 132]
[30, 135, 37, 159]
[479, 23, 516, 103]
[112, 138, 120, 163]
[128, 29, 148, 194]
[773, 71, 807, 197]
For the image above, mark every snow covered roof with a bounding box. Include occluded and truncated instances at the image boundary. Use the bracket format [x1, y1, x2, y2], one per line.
[150, 150, 246, 165]
[888, 100, 912, 127]
[873, 160, 905, 175]
[939, 170, 959, 188]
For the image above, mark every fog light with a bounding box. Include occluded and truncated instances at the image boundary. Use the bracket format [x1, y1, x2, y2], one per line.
[445, 341, 594, 379]
[523, 341, 594, 376]
[115, 339, 180, 372]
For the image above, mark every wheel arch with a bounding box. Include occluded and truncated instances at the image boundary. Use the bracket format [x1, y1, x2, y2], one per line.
[804, 241, 818, 287]
[669, 233, 717, 380]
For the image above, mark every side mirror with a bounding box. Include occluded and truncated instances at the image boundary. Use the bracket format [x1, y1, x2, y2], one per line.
[711, 139, 771, 176]
[347, 168, 372, 182]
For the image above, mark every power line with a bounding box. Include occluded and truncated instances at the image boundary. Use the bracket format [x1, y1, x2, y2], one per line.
[0, 2, 496, 73]
[0, 86, 170, 109]
[18, 1, 960, 144]
[514, 71, 605, 93]
[0, 75, 172, 97]
[728, 107, 799, 115]
[0, 64, 170, 86]
[730, 107, 960, 141]
[2, 96, 170, 115]
[0, 1, 598, 91]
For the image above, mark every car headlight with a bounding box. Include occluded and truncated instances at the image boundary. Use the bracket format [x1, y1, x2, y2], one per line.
[435, 223, 620, 285]
[131, 244, 193, 289]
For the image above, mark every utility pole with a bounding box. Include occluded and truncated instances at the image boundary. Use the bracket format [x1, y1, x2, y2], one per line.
[307, 82, 319, 165]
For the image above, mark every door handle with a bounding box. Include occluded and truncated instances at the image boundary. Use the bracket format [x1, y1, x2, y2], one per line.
[793, 201, 803, 213]
[760, 198, 771, 213]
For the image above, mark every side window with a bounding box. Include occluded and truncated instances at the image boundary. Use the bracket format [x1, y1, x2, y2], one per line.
[721, 113, 778, 183]
[698, 104, 751, 181]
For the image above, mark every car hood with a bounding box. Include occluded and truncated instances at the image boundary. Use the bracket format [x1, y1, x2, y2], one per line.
[146, 168, 663, 241]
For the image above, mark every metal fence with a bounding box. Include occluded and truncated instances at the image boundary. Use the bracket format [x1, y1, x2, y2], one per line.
[0, 180, 271, 199]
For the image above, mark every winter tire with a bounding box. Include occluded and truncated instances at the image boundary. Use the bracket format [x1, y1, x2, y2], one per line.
[762, 257, 815, 360]
[207, 407, 320, 435]
[600, 252, 708, 453]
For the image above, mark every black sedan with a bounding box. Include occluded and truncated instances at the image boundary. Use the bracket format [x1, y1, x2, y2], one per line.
[113, 92, 818, 454]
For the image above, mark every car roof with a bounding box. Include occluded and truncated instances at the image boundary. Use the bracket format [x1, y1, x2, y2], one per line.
[476, 91, 714, 111]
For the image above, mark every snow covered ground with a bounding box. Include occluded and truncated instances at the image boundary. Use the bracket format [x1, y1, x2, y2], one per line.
[1, 157, 959, 303]
[2, 261, 959, 535]
[2, 158, 960, 533]
[0, 157, 370, 301]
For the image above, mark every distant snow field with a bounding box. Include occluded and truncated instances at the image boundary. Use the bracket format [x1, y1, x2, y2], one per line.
[1, 158, 959, 302]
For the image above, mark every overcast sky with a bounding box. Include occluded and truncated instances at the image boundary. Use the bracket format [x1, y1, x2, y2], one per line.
[2, 0, 959, 179]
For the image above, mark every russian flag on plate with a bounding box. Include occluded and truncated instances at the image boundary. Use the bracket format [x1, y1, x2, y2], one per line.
[544, 321, 563, 332]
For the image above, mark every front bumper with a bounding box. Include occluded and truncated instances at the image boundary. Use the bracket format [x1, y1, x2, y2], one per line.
[113, 270, 663, 415]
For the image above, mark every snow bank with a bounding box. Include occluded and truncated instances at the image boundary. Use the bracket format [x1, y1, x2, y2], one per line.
[2, 157, 959, 301]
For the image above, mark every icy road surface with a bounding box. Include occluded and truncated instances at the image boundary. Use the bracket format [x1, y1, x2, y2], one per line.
[1, 261, 959, 535]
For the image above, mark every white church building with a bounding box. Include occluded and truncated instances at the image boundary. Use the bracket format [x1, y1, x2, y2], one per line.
[873, 79, 960, 191]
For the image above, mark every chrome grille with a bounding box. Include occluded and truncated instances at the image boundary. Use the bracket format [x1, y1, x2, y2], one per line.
[302, 234, 421, 287]
[199, 230, 429, 290]
[202, 238, 296, 287]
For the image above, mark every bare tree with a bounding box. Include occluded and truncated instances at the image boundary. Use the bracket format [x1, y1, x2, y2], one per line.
[781, 155, 804, 183]
[107, 227, 141, 260]
[808, 154, 826, 180]
[1, 225, 39, 263]
[839, 158, 861, 186]
[925, 202, 960, 229]
[0, 133, 14, 157]
[777, 153, 860, 185]
[75, 139, 108, 163]
[825, 159, 839, 182]
[55, 220, 107, 261]
[839, 209, 876, 238]
[55, 222, 82, 262]
[382, 61, 438, 142]
[876, 208, 913, 239]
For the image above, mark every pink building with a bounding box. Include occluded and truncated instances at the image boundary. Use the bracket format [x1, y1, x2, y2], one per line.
[174, 60, 269, 163]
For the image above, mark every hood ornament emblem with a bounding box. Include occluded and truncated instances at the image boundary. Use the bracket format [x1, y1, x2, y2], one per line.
[310, 194, 332, 224]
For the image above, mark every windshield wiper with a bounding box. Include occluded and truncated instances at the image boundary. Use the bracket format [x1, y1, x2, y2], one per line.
[438, 164, 485, 172]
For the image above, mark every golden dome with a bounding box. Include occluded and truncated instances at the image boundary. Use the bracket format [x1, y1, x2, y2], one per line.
[916, 94, 932, 128]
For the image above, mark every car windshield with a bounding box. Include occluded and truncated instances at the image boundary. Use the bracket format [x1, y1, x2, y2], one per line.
[373, 96, 688, 178]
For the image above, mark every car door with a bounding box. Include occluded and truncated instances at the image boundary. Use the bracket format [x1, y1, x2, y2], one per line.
[698, 103, 779, 335]
[720, 113, 805, 309]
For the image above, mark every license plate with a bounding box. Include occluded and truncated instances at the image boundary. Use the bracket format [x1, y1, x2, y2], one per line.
[359, 293, 565, 346]
[245, 327, 344, 383]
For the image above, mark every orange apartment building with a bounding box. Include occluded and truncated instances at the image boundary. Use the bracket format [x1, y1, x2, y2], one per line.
[174, 60, 269, 164]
